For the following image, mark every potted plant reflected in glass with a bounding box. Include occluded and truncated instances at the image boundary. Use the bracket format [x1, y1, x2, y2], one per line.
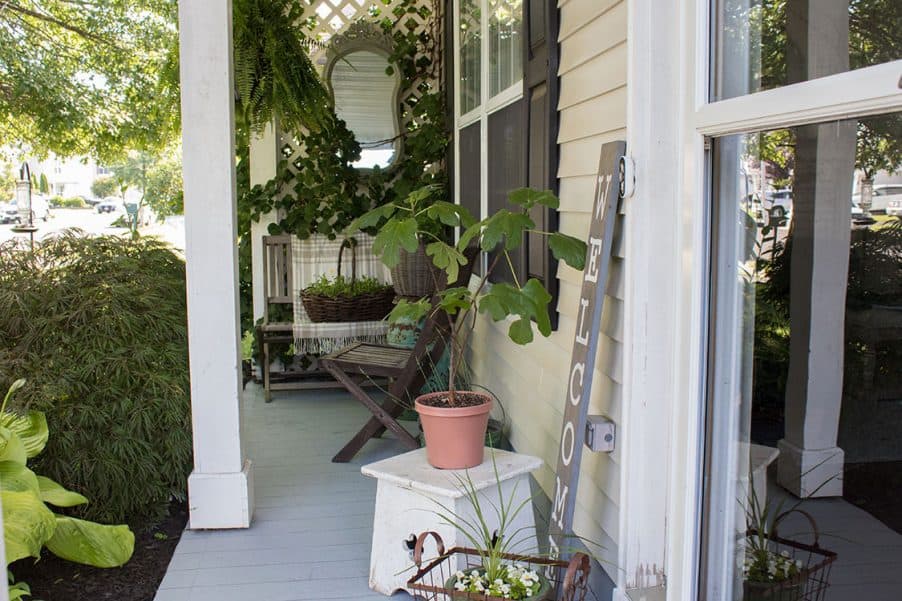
[351, 186, 587, 469]
[741, 468, 837, 601]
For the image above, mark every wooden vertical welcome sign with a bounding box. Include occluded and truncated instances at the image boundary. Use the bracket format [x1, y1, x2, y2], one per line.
[548, 141, 626, 561]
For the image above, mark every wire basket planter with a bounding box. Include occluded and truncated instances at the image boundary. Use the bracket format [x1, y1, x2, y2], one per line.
[743, 510, 836, 601]
[406, 532, 591, 601]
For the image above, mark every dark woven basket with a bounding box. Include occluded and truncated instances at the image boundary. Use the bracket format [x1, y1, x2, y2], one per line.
[301, 239, 396, 323]
[391, 241, 443, 299]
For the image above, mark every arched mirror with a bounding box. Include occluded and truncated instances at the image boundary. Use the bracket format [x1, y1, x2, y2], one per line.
[324, 25, 402, 171]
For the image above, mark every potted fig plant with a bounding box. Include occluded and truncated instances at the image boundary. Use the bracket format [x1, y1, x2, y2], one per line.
[350, 186, 587, 469]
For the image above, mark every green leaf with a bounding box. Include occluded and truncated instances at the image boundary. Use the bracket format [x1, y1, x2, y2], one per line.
[388, 299, 432, 324]
[457, 221, 483, 251]
[548, 233, 588, 271]
[0, 462, 40, 494]
[0, 426, 27, 466]
[425, 241, 467, 284]
[477, 279, 553, 344]
[1, 380, 25, 413]
[348, 203, 397, 232]
[425, 201, 477, 228]
[520, 278, 553, 337]
[373, 218, 420, 268]
[507, 188, 559, 210]
[1, 490, 56, 564]
[0, 412, 48, 459]
[405, 185, 439, 207]
[37, 477, 89, 508]
[508, 318, 535, 344]
[480, 210, 534, 251]
[46, 517, 134, 568]
[9, 580, 31, 601]
[478, 283, 524, 322]
[437, 287, 474, 316]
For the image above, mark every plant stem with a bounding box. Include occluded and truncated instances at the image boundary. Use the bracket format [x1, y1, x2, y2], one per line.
[447, 252, 502, 404]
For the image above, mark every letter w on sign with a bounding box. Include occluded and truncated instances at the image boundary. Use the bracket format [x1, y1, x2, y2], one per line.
[548, 141, 626, 561]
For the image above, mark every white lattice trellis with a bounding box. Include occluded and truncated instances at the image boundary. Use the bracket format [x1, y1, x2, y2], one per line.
[276, 0, 445, 195]
[303, 0, 435, 46]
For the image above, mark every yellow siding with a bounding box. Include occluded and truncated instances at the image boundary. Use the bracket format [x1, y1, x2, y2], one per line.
[467, 0, 628, 569]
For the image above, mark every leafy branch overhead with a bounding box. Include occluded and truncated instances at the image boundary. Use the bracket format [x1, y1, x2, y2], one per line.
[0, 0, 180, 160]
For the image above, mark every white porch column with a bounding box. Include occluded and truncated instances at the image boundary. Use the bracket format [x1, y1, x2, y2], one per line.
[778, 0, 854, 499]
[250, 121, 280, 325]
[179, 0, 254, 528]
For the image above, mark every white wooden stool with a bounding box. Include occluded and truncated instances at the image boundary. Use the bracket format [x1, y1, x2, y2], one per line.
[361, 447, 543, 595]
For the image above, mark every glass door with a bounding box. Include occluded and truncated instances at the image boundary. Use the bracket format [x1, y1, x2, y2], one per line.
[698, 1, 902, 599]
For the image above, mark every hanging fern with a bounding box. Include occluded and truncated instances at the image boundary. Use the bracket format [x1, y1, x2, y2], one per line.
[232, 0, 335, 133]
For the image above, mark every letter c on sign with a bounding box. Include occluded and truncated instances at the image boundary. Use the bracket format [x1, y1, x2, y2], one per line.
[569, 362, 585, 406]
[561, 421, 575, 466]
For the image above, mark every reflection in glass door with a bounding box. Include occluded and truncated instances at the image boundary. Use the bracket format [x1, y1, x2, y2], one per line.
[702, 111, 902, 600]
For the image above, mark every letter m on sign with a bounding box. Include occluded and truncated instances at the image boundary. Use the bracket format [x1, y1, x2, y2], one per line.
[547, 141, 625, 560]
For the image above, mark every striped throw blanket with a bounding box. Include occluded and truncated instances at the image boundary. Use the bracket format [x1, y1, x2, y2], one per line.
[290, 234, 392, 354]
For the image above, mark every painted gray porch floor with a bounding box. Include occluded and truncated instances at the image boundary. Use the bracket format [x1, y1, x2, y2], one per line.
[770, 484, 902, 601]
[154, 383, 414, 601]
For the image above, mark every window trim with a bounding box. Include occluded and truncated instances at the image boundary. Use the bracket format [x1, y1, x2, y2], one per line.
[696, 60, 902, 137]
[453, 0, 525, 222]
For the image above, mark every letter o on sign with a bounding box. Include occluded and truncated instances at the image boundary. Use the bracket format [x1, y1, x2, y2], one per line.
[561, 421, 575, 466]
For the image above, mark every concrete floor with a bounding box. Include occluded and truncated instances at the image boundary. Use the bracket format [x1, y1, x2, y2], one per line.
[154, 383, 414, 601]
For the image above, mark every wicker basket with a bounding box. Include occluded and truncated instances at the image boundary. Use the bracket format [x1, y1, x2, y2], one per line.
[406, 532, 591, 601]
[391, 241, 444, 299]
[743, 510, 836, 601]
[301, 239, 396, 323]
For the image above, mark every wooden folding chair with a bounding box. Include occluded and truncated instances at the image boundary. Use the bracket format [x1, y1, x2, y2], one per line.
[322, 247, 478, 463]
[322, 306, 452, 462]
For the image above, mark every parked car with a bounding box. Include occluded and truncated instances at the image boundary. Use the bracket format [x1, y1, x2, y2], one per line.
[1, 196, 50, 223]
[0, 200, 15, 224]
[853, 184, 902, 214]
[887, 197, 902, 217]
[96, 197, 124, 213]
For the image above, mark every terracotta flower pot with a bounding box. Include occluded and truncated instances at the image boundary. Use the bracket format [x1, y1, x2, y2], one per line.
[415, 391, 492, 469]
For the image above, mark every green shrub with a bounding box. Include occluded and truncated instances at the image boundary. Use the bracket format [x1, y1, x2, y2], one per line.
[57, 196, 88, 208]
[0, 232, 192, 525]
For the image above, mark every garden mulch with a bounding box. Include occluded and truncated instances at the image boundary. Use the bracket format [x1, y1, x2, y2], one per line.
[13, 501, 187, 601]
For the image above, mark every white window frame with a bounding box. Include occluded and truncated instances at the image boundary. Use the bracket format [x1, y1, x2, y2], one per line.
[623, 1, 902, 600]
[452, 0, 525, 230]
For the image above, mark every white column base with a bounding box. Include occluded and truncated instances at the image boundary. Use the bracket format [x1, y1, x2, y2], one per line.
[187, 459, 255, 529]
[777, 440, 843, 498]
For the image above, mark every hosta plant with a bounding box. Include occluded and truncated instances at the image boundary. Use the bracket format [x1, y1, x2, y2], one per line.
[1, 379, 135, 598]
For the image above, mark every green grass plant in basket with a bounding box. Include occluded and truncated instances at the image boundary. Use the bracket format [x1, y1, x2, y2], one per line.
[301, 274, 396, 322]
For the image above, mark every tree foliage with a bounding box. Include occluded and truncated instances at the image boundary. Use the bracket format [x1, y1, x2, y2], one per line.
[0, 1, 180, 161]
[90, 176, 118, 200]
[750, 0, 902, 175]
